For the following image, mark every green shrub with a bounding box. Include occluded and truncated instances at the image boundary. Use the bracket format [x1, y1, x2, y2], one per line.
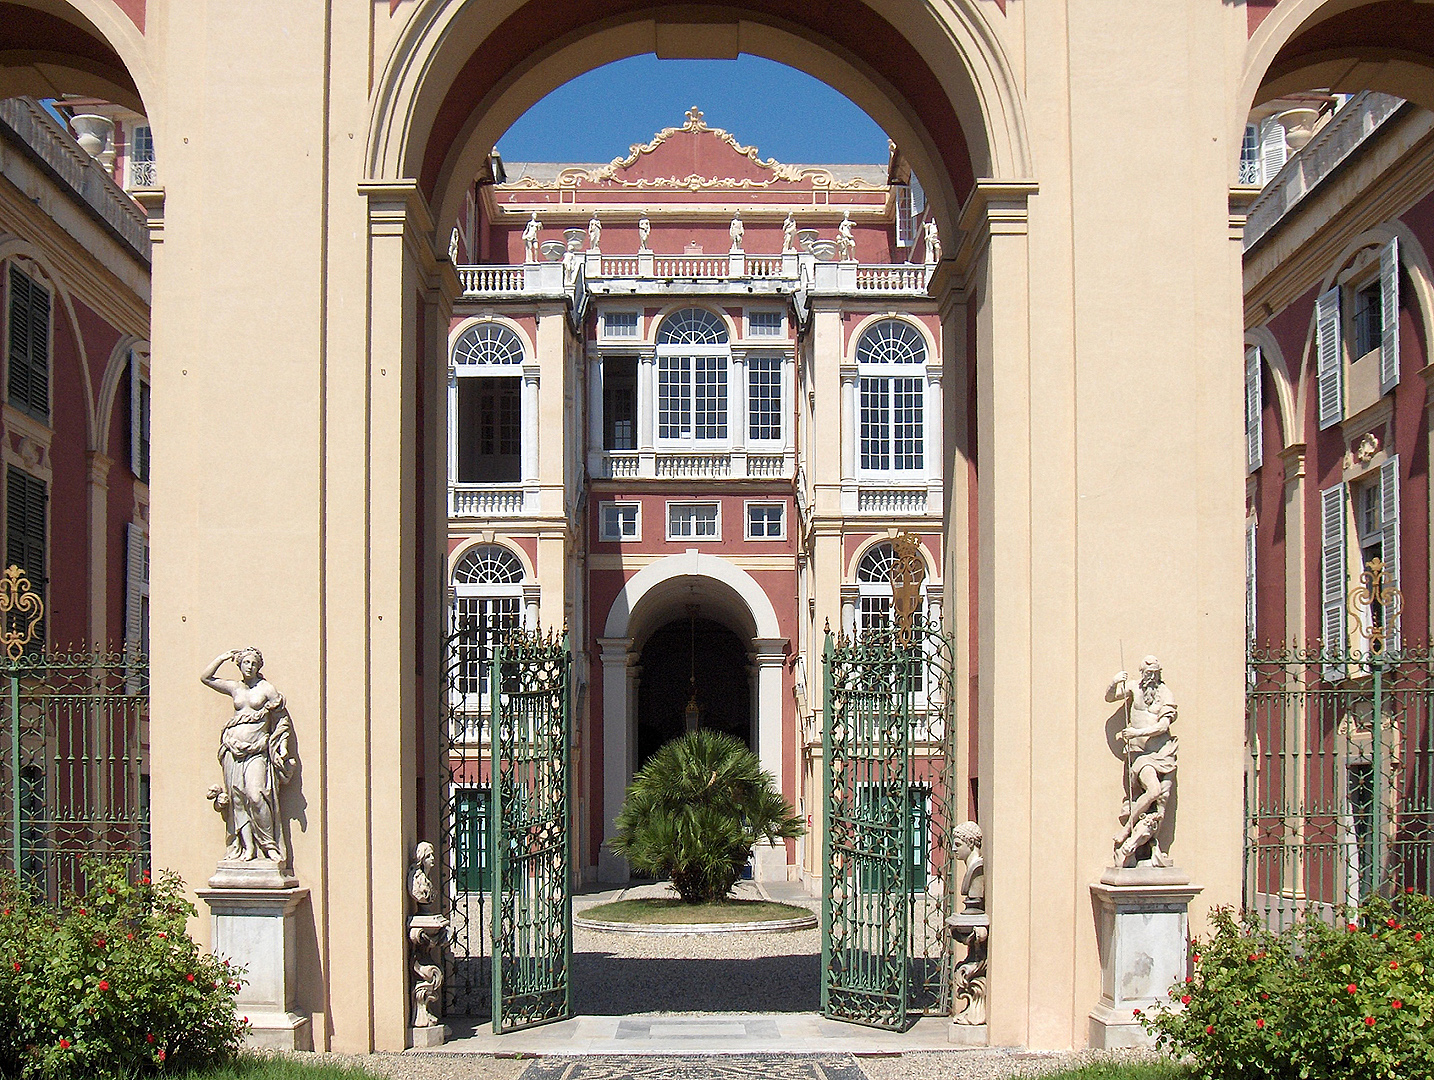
[1142, 893, 1434, 1080]
[611, 729, 804, 903]
[0, 859, 248, 1079]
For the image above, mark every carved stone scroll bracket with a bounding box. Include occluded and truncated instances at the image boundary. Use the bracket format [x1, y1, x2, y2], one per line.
[408, 913, 450, 1045]
[947, 911, 989, 1044]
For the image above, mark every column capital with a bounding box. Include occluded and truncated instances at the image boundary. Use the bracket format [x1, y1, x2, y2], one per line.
[752, 637, 788, 663]
[598, 637, 633, 662]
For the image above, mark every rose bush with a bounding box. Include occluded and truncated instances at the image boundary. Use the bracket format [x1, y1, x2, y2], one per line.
[0, 859, 247, 1079]
[1142, 892, 1434, 1080]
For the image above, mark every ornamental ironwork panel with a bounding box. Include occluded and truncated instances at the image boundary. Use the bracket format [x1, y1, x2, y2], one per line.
[490, 628, 572, 1033]
[1245, 560, 1434, 928]
[821, 617, 957, 1030]
[0, 567, 148, 903]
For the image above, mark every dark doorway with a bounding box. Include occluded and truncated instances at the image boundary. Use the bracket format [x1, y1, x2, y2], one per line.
[636, 617, 750, 767]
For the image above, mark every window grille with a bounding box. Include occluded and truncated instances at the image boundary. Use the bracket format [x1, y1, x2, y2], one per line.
[1239, 123, 1261, 186]
[748, 311, 783, 337]
[693, 356, 727, 440]
[657, 308, 728, 345]
[667, 502, 719, 539]
[747, 503, 784, 539]
[453, 544, 524, 585]
[857, 319, 925, 367]
[600, 502, 639, 541]
[7, 265, 50, 420]
[603, 311, 639, 338]
[748, 356, 782, 441]
[453, 322, 525, 367]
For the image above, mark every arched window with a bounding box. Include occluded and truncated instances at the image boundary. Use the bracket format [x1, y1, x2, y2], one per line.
[450, 322, 525, 485]
[856, 542, 900, 632]
[656, 308, 730, 446]
[451, 544, 525, 707]
[857, 319, 926, 474]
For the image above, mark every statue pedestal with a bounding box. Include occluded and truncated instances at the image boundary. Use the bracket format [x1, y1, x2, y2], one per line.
[410, 1024, 449, 1048]
[947, 911, 989, 1045]
[197, 886, 311, 1051]
[1088, 870, 1201, 1048]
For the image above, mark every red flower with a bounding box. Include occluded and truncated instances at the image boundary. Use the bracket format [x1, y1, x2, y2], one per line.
[1393, 1000, 1404, 1010]
[1408, 886, 1416, 894]
[1132, 1008, 1141, 1017]
[185, 973, 194, 982]
[1185, 976, 1193, 983]
[157, 1049, 165, 1062]
[1256, 1018, 1265, 1029]
[1192, 953, 1201, 963]
[155, 932, 166, 939]
[146, 1034, 154, 1044]
[1348, 984, 1359, 994]
[11, 962, 18, 972]
[1391, 961, 1399, 970]
[1388, 918, 1400, 929]
[97, 980, 109, 991]
[76, 909, 85, 916]
[1349, 923, 1360, 932]
[1205, 1025, 1215, 1035]
[1366, 1016, 1377, 1027]
[93, 936, 106, 948]
[1261, 993, 1269, 1000]
[58, 1039, 69, 1050]
[1181, 995, 1191, 1005]
[1249, 953, 1258, 962]
[1416, 932, 1424, 942]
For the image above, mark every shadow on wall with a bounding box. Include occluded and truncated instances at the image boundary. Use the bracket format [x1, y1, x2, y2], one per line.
[573, 953, 820, 1013]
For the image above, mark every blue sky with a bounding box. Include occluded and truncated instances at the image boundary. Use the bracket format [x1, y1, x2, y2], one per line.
[495, 55, 890, 166]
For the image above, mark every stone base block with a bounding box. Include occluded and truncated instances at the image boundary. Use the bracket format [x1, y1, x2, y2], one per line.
[752, 840, 787, 883]
[208, 860, 299, 890]
[947, 1022, 987, 1045]
[1088, 875, 1202, 1049]
[244, 1010, 312, 1051]
[409, 1025, 449, 1048]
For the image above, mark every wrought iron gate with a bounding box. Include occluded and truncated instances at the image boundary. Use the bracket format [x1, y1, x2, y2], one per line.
[0, 567, 148, 901]
[489, 628, 572, 1033]
[1246, 559, 1434, 928]
[822, 556, 957, 1030]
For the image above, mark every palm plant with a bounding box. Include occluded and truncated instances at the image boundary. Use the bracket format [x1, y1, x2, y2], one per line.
[611, 729, 804, 904]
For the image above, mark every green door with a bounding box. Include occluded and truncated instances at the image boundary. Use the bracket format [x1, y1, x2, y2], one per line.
[455, 788, 490, 892]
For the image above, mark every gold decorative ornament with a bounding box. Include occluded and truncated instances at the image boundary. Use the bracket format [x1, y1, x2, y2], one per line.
[888, 532, 926, 643]
[1349, 556, 1402, 655]
[0, 564, 43, 661]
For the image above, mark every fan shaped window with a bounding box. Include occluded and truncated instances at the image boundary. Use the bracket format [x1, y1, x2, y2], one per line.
[854, 541, 930, 695]
[857, 320, 926, 474]
[656, 308, 730, 446]
[451, 322, 525, 485]
[450, 545, 525, 717]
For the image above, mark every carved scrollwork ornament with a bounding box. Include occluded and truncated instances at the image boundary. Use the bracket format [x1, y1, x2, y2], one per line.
[888, 532, 926, 644]
[1349, 557, 1403, 656]
[0, 565, 44, 660]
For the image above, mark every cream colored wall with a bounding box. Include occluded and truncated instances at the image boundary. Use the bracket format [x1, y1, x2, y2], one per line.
[132, 0, 1254, 1055]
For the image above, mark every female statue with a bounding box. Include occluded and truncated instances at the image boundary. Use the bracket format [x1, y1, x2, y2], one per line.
[201, 648, 298, 863]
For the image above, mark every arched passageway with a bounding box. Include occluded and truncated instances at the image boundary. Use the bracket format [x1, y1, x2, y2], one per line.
[636, 617, 752, 766]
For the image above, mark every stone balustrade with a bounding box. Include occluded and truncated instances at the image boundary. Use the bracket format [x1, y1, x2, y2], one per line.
[449, 484, 527, 516]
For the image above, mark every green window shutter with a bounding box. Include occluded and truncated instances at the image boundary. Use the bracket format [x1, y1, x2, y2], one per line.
[5, 467, 46, 649]
[1380, 237, 1400, 395]
[7, 266, 50, 419]
[1245, 345, 1263, 471]
[1379, 455, 1400, 654]
[1316, 286, 1343, 430]
[1321, 482, 1347, 678]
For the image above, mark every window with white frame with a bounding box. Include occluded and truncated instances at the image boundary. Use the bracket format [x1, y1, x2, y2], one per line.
[667, 501, 719, 540]
[894, 185, 914, 248]
[857, 320, 926, 473]
[748, 353, 783, 442]
[451, 545, 525, 711]
[603, 356, 637, 450]
[451, 322, 525, 483]
[746, 502, 784, 539]
[1245, 518, 1256, 651]
[600, 501, 640, 541]
[855, 541, 928, 692]
[128, 124, 155, 188]
[657, 309, 729, 446]
[1316, 238, 1401, 431]
[748, 310, 783, 337]
[603, 311, 639, 339]
[1239, 123, 1261, 186]
[1321, 456, 1401, 667]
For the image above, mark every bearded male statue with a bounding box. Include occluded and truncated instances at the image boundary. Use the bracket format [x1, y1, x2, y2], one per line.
[1105, 656, 1178, 868]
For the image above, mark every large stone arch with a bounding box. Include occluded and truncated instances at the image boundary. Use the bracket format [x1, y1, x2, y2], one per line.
[366, 0, 1034, 239]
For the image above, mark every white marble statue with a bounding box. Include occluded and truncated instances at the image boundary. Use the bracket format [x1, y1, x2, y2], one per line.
[782, 212, 796, 254]
[1106, 656, 1179, 868]
[923, 218, 941, 265]
[562, 233, 583, 285]
[729, 209, 744, 252]
[836, 210, 856, 261]
[949, 820, 987, 1026]
[201, 648, 298, 865]
[587, 212, 601, 252]
[637, 211, 651, 253]
[522, 212, 540, 263]
[448, 227, 460, 263]
[407, 841, 449, 1028]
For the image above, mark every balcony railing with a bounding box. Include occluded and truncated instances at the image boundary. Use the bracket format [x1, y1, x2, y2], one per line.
[857, 487, 928, 514]
[449, 484, 528, 516]
[656, 452, 732, 479]
[595, 451, 793, 480]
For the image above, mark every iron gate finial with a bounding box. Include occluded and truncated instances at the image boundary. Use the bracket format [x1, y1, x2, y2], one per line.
[1350, 556, 1402, 655]
[0, 565, 43, 661]
[889, 532, 926, 644]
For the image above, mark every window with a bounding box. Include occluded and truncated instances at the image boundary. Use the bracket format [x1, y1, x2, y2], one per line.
[857, 320, 926, 473]
[454, 788, 491, 891]
[656, 309, 729, 446]
[130, 353, 150, 483]
[894, 185, 914, 248]
[1353, 282, 1382, 358]
[600, 501, 640, 541]
[124, 522, 148, 691]
[603, 311, 639, 339]
[667, 502, 719, 540]
[451, 545, 524, 709]
[603, 356, 637, 450]
[452, 322, 525, 484]
[1260, 118, 1287, 185]
[746, 502, 784, 539]
[1245, 346, 1262, 473]
[1239, 123, 1261, 186]
[748, 310, 783, 337]
[5, 467, 45, 648]
[7, 266, 50, 421]
[857, 542, 898, 631]
[748, 354, 783, 442]
[129, 124, 155, 187]
[1246, 519, 1257, 650]
[1317, 238, 1401, 430]
[1322, 457, 1402, 669]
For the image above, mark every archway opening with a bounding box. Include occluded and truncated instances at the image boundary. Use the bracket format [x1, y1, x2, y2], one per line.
[636, 615, 752, 767]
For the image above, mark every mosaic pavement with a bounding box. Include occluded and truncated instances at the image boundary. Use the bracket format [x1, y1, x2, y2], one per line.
[518, 1054, 868, 1080]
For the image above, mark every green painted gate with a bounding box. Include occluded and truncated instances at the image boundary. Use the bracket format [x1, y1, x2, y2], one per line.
[489, 628, 572, 1033]
[821, 615, 957, 1030]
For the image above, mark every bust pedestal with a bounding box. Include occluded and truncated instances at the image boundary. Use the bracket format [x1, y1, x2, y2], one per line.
[946, 911, 989, 1045]
[1088, 868, 1201, 1048]
[197, 884, 311, 1051]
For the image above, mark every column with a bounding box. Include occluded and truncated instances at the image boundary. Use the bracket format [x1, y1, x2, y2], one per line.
[752, 638, 788, 882]
[598, 637, 633, 881]
[840, 585, 858, 639]
[840, 365, 857, 513]
[637, 353, 656, 477]
[86, 452, 112, 648]
[925, 370, 943, 507]
[732, 351, 747, 476]
[521, 363, 540, 484]
[588, 354, 605, 476]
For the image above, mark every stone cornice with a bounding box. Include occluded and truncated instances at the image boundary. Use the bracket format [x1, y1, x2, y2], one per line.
[952, 179, 1037, 282]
